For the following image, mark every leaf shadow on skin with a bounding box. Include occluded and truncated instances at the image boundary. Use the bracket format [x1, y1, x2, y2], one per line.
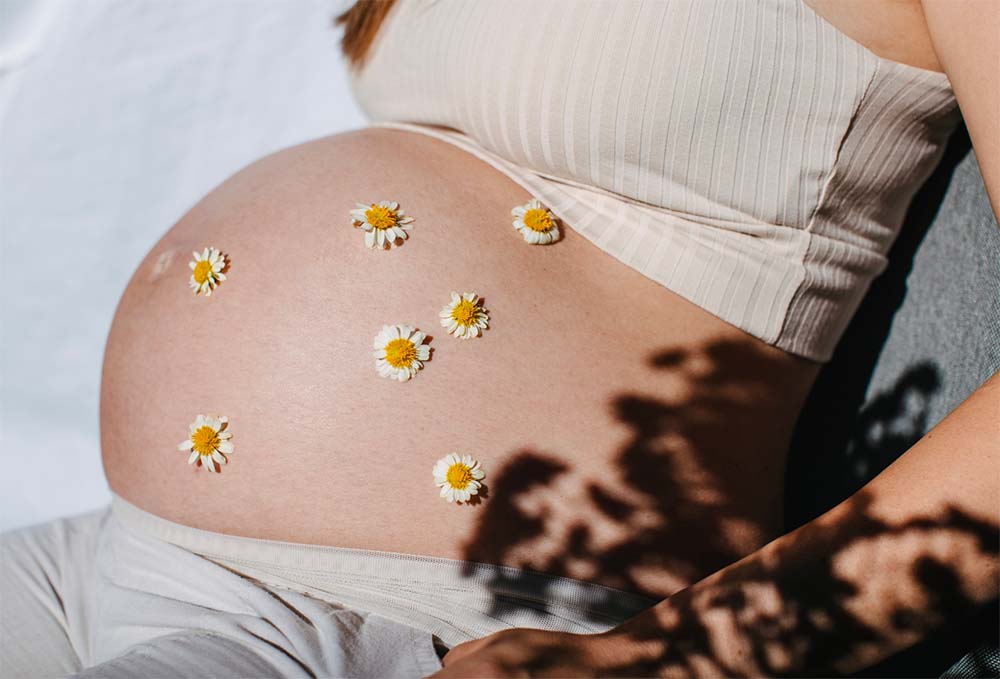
[608, 496, 998, 678]
[451, 339, 998, 676]
[461, 338, 799, 614]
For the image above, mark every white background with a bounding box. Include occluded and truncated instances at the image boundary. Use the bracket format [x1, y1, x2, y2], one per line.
[0, 0, 366, 531]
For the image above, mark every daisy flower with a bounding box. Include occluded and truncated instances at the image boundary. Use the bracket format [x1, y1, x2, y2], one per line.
[511, 198, 560, 244]
[433, 453, 485, 504]
[188, 247, 228, 295]
[350, 200, 414, 249]
[177, 415, 233, 473]
[439, 292, 489, 339]
[373, 324, 431, 382]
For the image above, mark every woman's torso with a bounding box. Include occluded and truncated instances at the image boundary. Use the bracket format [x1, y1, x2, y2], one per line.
[101, 0, 948, 600]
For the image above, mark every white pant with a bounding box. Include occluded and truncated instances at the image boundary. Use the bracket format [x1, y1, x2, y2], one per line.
[1, 502, 656, 678]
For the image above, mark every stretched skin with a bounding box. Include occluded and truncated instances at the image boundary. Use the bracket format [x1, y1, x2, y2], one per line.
[100, 128, 822, 601]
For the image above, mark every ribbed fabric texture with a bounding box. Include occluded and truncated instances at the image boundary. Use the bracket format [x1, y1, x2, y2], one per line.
[348, 0, 961, 362]
[110, 495, 659, 646]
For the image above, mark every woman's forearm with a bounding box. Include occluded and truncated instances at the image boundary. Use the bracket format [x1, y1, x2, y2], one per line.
[601, 370, 999, 677]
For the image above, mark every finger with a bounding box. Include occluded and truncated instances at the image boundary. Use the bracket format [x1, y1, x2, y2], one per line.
[441, 636, 490, 666]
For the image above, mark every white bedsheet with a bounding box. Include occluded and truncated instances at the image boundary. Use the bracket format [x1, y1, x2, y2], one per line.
[0, 0, 365, 531]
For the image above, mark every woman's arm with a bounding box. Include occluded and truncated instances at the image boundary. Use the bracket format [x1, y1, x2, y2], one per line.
[433, 372, 998, 677]
[922, 0, 1000, 217]
[597, 370, 999, 677]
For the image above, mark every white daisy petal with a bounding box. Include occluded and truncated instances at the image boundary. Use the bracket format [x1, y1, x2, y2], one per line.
[440, 292, 490, 339]
[188, 247, 228, 295]
[179, 415, 233, 473]
[351, 200, 413, 250]
[431, 453, 486, 504]
[511, 199, 559, 245]
[373, 325, 431, 382]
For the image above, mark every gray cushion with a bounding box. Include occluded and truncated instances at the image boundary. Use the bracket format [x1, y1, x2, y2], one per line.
[785, 123, 999, 678]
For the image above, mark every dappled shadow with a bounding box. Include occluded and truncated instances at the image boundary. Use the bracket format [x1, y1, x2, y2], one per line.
[579, 493, 996, 678]
[772, 122, 1000, 676]
[785, 124, 973, 530]
[461, 337, 810, 611]
[451, 334, 996, 675]
[460, 487, 997, 676]
[787, 361, 942, 525]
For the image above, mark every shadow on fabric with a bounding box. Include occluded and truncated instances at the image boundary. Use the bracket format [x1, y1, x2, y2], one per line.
[786, 122, 1000, 677]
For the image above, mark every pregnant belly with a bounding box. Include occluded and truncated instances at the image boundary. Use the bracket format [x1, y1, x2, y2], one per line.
[101, 128, 821, 599]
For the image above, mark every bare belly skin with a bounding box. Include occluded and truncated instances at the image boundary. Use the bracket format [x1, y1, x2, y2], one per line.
[100, 128, 822, 600]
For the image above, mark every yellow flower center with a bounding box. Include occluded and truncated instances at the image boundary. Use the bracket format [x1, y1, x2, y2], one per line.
[193, 260, 214, 285]
[384, 338, 417, 368]
[450, 299, 479, 326]
[191, 425, 220, 456]
[446, 463, 473, 490]
[523, 208, 553, 233]
[365, 205, 398, 230]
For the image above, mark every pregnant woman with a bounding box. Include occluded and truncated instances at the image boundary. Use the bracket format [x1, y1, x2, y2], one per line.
[3, 1, 997, 677]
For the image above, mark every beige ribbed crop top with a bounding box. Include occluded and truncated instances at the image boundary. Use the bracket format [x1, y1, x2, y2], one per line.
[348, 0, 962, 362]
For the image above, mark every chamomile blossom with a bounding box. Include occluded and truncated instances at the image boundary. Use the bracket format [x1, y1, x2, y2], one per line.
[373, 324, 431, 382]
[511, 198, 559, 245]
[177, 415, 233, 473]
[439, 292, 489, 339]
[350, 200, 414, 249]
[188, 247, 228, 295]
[433, 453, 485, 503]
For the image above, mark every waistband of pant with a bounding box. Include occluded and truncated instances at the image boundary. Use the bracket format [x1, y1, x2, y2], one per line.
[110, 493, 659, 627]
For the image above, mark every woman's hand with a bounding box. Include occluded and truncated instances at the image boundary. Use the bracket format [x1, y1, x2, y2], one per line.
[426, 627, 629, 678]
